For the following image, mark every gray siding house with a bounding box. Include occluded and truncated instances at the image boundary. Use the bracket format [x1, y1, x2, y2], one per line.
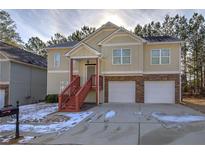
[0, 41, 47, 108]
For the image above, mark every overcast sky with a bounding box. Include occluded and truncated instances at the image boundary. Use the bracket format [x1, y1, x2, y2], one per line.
[5, 9, 205, 42]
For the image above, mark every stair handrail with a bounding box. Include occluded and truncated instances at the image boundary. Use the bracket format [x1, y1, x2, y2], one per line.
[75, 76, 92, 110]
[60, 75, 79, 95]
[58, 75, 80, 111]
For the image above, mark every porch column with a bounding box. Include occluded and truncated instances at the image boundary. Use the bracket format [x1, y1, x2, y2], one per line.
[70, 58, 73, 82]
[96, 58, 99, 105]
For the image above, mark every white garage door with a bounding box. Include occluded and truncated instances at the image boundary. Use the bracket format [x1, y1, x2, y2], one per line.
[0, 89, 5, 108]
[144, 81, 175, 104]
[108, 81, 135, 103]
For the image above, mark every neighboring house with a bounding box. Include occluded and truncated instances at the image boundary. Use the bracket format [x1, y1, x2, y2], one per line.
[0, 41, 47, 108]
[46, 22, 182, 112]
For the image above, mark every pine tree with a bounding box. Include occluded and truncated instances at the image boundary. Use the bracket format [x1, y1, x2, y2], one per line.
[0, 10, 22, 45]
[25, 37, 47, 58]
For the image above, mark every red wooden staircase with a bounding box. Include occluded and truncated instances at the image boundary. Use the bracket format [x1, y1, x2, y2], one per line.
[58, 75, 103, 112]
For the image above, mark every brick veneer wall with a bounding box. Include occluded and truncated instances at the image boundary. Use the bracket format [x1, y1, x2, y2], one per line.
[104, 74, 180, 103]
[0, 84, 9, 106]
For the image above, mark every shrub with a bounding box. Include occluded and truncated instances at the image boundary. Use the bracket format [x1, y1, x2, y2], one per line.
[45, 94, 58, 103]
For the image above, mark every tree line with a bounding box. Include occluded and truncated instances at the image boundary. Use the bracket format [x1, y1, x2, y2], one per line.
[0, 10, 96, 58]
[1, 10, 205, 95]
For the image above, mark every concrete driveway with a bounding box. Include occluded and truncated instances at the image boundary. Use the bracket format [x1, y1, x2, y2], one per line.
[33, 103, 205, 145]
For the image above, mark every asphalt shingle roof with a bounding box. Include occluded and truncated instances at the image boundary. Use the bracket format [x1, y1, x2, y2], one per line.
[142, 36, 181, 42]
[46, 41, 79, 48]
[0, 41, 47, 68]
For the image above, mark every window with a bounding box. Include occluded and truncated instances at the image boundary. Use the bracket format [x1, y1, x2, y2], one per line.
[151, 49, 170, 64]
[60, 80, 68, 92]
[113, 49, 131, 64]
[54, 53, 60, 68]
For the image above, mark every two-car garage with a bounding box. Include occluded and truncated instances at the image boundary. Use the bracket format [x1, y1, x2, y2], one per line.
[108, 81, 175, 104]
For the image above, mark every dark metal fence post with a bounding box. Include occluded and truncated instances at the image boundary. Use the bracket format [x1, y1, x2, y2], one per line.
[15, 101, 20, 139]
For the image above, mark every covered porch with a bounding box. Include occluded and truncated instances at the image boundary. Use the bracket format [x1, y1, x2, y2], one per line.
[58, 43, 103, 112]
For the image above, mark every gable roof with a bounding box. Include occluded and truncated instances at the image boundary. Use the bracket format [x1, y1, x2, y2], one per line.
[98, 27, 146, 45]
[46, 40, 79, 49]
[142, 36, 181, 43]
[65, 42, 101, 57]
[0, 41, 47, 68]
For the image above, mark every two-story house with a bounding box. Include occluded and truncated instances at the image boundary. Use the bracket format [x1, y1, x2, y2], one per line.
[46, 22, 182, 112]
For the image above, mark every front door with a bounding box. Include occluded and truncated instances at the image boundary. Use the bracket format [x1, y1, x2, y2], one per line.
[86, 65, 96, 80]
[0, 89, 5, 108]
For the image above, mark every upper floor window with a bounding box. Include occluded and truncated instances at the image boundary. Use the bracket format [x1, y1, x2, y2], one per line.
[151, 49, 170, 64]
[54, 53, 61, 68]
[113, 48, 131, 65]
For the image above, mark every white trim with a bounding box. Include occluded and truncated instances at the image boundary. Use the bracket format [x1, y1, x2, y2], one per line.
[97, 29, 120, 45]
[66, 42, 101, 57]
[112, 48, 131, 65]
[65, 22, 119, 52]
[97, 29, 122, 45]
[71, 56, 100, 59]
[150, 48, 171, 65]
[53, 53, 61, 68]
[0, 81, 9, 85]
[102, 71, 143, 74]
[102, 71, 181, 75]
[78, 22, 119, 44]
[147, 41, 183, 45]
[98, 27, 146, 45]
[102, 42, 142, 47]
[143, 71, 181, 74]
[48, 70, 78, 73]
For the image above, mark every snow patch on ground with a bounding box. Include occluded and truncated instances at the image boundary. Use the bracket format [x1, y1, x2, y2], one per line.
[0, 112, 92, 134]
[18, 136, 35, 144]
[104, 110, 116, 121]
[1, 135, 13, 143]
[9, 103, 58, 123]
[152, 112, 205, 123]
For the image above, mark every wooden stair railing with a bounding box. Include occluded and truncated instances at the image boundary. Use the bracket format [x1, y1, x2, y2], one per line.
[58, 75, 80, 111]
[58, 75, 103, 112]
[74, 76, 92, 111]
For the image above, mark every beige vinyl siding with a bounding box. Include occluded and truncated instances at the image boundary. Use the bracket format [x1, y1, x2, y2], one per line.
[47, 48, 78, 71]
[101, 44, 143, 74]
[143, 43, 180, 72]
[47, 72, 69, 94]
[10, 62, 47, 105]
[84, 90, 103, 103]
[104, 33, 141, 44]
[71, 45, 97, 57]
[85, 28, 117, 51]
